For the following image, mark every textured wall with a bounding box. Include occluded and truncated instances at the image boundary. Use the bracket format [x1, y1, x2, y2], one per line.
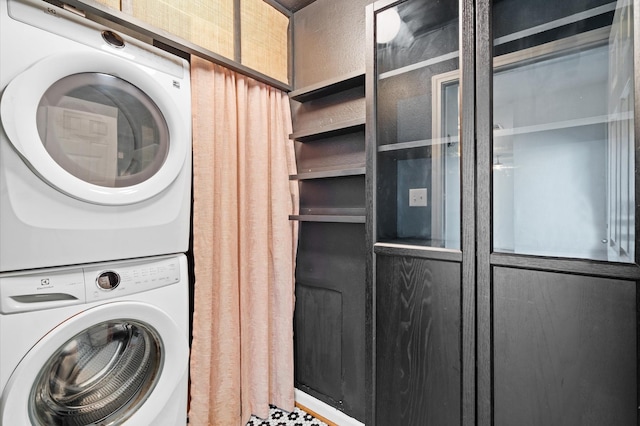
[292, 0, 373, 88]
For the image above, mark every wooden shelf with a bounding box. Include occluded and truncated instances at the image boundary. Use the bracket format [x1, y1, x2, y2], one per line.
[374, 110, 626, 153]
[494, 113, 629, 138]
[289, 70, 365, 102]
[299, 207, 365, 215]
[374, 242, 462, 262]
[379, 51, 459, 80]
[289, 165, 366, 180]
[376, 114, 620, 157]
[378, 136, 459, 152]
[289, 215, 366, 223]
[289, 117, 365, 142]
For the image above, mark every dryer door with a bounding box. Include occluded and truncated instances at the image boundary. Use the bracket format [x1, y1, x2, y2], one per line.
[0, 302, 189, 425]
[0, 51, 189, 205]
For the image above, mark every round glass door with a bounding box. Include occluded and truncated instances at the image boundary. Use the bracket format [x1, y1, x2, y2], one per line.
[0, 51, 189, 205]
[29, 320, 163, 426]
[36, 73, 170, 188]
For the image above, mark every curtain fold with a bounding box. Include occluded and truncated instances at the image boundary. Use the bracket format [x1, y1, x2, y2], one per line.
[189, 56, 298, 426]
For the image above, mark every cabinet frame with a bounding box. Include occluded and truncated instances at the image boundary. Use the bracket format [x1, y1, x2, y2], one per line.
[475, 1, 640, 425]
[366, 0, 477, 424]
[367, 0, 640, 425]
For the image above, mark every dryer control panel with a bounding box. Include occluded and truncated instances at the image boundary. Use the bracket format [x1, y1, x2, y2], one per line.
[0, 255, 182, 314]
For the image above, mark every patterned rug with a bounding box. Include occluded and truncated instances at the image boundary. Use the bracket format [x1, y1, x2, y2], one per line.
[247, 405, 328, 426]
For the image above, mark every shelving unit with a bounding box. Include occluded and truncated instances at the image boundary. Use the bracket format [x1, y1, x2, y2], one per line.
[290, 68, 367, 421]
[368, 1, 639, 425]
[289, 70, 366, 223]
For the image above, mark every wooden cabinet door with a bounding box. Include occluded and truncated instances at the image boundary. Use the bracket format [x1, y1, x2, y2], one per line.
[375, 255, 461, 426]
[476, 0, 640, 425]
[369, 0, 639, 425]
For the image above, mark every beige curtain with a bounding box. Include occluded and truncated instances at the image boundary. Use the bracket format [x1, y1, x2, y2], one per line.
[188, 56, 299, 426]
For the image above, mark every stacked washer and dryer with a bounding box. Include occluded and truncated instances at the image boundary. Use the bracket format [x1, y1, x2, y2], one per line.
[0, 0, 192, 424]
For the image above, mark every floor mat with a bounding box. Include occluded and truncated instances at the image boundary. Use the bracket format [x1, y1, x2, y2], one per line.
[247, 404, 328, 426]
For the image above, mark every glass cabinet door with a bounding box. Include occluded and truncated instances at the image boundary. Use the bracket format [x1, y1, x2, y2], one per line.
[491, 0, 635, 263]
[372, 3, 465, 424]
[375, 0, 460, 249]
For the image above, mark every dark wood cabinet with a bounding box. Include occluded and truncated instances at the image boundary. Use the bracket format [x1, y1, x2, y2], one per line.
[376, 254, 461, 426]
[295, 222, 367, 417]
[493, 268, 637, 425]
[367, 0, 639, 425]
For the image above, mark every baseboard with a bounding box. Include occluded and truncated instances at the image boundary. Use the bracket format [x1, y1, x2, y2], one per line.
[294, 389, 365, 426]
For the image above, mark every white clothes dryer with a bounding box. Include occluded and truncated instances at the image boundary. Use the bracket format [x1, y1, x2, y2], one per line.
[0, 0, 192, 272]
[0, 254, 189, 426]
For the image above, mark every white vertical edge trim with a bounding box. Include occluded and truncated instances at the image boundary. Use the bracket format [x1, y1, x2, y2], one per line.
[294, 389, 365, 426]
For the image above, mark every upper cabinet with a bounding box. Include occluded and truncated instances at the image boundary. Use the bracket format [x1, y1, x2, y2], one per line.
[93, 0, 120, 10]
[101, 0, 290, 84]
[239, 0, 289, 83]
[122, 0, 235, 60]
[373, 0, 461, 250]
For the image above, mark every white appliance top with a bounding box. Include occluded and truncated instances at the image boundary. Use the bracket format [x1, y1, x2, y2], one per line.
[7, 0, 185, 79]
[0, 255, 182, 314]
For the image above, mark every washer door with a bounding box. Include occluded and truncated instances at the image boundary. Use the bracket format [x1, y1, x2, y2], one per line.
[0, 302, 188, 426]
[0, 51, 188, 205]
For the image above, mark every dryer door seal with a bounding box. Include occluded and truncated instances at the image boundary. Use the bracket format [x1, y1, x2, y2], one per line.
[0, 51, 188, 205]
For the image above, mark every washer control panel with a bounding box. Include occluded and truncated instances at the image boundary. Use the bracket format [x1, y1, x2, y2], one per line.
[0, 255, 182, 314]
[85, 257, 181, 303]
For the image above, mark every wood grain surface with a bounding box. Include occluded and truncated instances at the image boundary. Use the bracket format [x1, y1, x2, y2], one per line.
[493, 267, 637, 425]
[376, 255, 461, 425]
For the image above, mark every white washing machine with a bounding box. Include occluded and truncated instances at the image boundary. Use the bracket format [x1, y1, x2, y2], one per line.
[0, 0, 192, 272]
[0, 253, 189, 425]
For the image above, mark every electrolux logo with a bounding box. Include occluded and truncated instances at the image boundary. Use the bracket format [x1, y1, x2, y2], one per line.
[38, 278, 53, 290]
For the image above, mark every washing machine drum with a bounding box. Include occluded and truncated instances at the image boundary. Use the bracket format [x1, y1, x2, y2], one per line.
[29, 319, 163, 426]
